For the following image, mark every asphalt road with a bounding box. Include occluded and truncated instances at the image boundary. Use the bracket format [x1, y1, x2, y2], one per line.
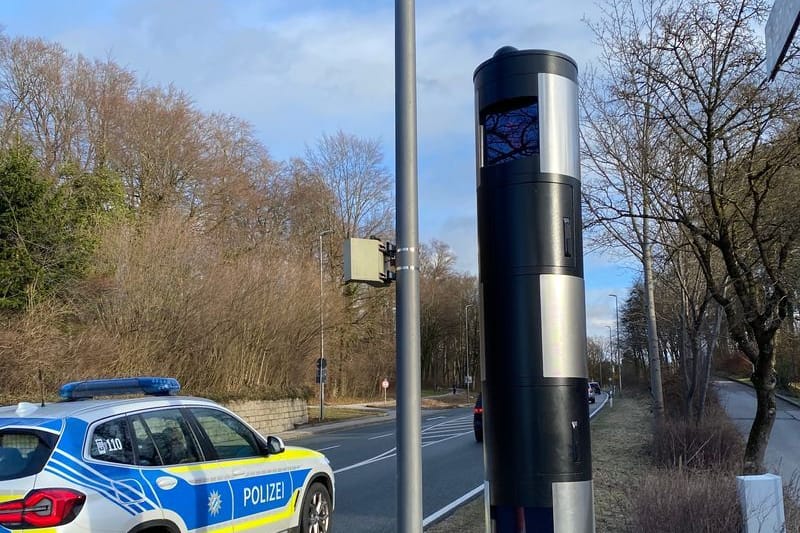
[715, 380, 800, 487]
[286, 395, 606, 532]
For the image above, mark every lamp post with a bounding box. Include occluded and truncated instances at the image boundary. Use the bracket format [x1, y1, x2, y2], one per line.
[598, 344, 603, 392]
[609, 293, 622, 395]
[319, 229, 333, 420]
[607, 325, 614, 394]
[465, 303, 474, 399]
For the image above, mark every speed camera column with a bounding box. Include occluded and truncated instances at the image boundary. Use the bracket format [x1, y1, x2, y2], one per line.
[474, 47, 595, 533]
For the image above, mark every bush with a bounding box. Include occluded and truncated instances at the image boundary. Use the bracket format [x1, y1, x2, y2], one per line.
[630, 470, 742, 532]
[651, 408, 744, 472]
[785, 475, 800, 532]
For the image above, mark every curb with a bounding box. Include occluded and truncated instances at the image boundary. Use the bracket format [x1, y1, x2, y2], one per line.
[278, 410, 395, 441]
[724, 377, 800, 409]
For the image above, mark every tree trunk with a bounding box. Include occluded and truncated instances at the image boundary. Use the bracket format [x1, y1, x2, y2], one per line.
[696, 292, 725, 423]
[642, 215, 665, 418]
[743, 355, 778, 474]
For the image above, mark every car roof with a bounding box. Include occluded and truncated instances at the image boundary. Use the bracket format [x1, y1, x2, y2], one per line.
[0, 395, 221, 425]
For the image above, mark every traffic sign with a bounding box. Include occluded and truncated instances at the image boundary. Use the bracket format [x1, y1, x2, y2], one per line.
[382, 378, 390, 389]
[315, 358, 328, 384]
[766, 0, 800, 80]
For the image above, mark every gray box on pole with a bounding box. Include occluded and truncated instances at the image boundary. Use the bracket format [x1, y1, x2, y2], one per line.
[474, 47, 594, 532]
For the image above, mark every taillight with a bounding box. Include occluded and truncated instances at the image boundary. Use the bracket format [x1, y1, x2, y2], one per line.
[0, 489, 85, 528]
[474, 407, 483, 415]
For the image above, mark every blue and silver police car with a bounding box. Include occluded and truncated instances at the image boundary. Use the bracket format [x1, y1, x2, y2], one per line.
[0, 377, 334, 533]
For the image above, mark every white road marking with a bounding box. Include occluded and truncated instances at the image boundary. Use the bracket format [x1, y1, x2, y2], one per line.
[368, 432, 394, 440]
[335, 413, 474, 473]
[316, 445, 341, 452]
[423, 483, 484, 527]
[334, 447, 397, 474]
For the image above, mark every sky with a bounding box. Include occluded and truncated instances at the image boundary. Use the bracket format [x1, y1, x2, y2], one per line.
[0, 0, 637, 341]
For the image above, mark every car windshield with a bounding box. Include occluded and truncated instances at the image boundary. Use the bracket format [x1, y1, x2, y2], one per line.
[0, 429, 56, 480]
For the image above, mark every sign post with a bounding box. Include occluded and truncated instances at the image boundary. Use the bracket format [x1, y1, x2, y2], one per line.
[382, 378, 390, 405]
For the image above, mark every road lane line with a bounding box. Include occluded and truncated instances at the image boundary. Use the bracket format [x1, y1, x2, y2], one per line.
[334, 447, 397, 474]
[316, 445, 341, 452]
[423, 483, 484, 527]
[368, 432, 394, 440]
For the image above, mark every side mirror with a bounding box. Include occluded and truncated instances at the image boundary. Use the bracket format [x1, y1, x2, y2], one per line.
[266, 435, 285, 455]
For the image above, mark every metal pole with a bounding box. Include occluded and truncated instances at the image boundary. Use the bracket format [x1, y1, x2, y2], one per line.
[319, 229, 332, 420]
[465, 303, 473, 399]
[610, 293, 622, 395]
[598, 347, 603, 392]
[607, 325, 613, 395]
[395, 1, 422, 532]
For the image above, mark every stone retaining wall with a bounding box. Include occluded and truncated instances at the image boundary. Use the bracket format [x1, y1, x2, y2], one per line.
[223, 398, 308, 435]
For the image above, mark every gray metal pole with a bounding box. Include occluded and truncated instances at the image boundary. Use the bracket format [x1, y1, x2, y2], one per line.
[319, 229, 332, 420]
[610, 293, 622, 395]
[607, 325, 614, 394]
[465, 303, 473, 399]
[395, 1, 423, 532]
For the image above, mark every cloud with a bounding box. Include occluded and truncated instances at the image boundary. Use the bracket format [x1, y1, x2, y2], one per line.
[2, 0, 626, 304]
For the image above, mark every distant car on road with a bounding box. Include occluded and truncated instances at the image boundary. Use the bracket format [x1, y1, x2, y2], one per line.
[473, 394, 483, 442]
[589, 381, 601, 395]
[0, 377, 334, 533]
[588, 384, 596, 404]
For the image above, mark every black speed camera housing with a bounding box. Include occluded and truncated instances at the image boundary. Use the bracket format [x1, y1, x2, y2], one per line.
[474, 47, 595, 533]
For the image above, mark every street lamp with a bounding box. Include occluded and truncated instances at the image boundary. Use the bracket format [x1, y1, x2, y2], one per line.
[607, 325, 614, 394]
[465, 303, 474, 399]
[609, 293, 622, 395]
[319, 229, 333, 420]
[598, 342, 603, 391]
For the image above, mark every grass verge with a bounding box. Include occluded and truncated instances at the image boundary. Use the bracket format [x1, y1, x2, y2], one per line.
[305, 407, 380, 424]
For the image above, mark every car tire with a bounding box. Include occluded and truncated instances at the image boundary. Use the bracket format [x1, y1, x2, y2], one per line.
[475, 429, 483, 442]
[299, 482, 332, 533]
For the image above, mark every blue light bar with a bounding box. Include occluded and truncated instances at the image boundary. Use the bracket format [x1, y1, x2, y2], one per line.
[59, 377, 181, 401]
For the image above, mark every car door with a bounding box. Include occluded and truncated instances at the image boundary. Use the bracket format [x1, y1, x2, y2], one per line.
[188, 407, 295, 532]
[133, 408, 235, 532]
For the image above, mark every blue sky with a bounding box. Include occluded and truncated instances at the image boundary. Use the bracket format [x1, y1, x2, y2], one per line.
[0, 0, 636, 340]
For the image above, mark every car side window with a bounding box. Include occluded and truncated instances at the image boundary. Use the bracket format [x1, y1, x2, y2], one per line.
[130, 416, 162, 466]
[190, 408, 261, 460]
[137, 410, 200, 466]
[89, 417, 134, 465]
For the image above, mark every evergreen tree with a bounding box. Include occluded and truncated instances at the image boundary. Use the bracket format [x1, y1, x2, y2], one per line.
[0, 145, 125, 310]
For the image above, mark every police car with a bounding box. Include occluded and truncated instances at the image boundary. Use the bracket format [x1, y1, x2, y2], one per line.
[0, 377, 334, 533]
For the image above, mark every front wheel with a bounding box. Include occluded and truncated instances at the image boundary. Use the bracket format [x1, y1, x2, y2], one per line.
[299, 482, 332, 533]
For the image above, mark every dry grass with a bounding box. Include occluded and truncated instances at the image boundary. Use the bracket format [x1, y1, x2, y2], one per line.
[630, 470, 742, 532]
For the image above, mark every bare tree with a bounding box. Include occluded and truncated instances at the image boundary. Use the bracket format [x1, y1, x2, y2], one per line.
[112, 84, 204, 213]
[304, 130, 393, 240]
[0, 37, 86, 173]
[582, 0, 669, 417]
[632, 0, 800, 473]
